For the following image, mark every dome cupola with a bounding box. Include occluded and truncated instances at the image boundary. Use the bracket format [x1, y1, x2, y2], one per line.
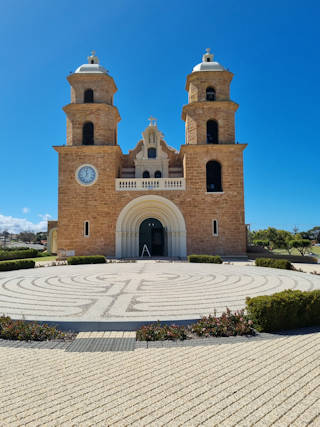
[75, 51, 108, 74]
[192, 48, 225, 72]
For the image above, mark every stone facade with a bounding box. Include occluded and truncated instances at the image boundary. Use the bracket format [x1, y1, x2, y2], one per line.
[49, 50, 247, 258]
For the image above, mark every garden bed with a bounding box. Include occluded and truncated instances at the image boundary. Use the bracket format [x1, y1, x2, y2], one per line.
[136, 309, 255, 341]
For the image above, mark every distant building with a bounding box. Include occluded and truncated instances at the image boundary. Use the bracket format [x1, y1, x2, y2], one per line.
[48, 49, 247, 258]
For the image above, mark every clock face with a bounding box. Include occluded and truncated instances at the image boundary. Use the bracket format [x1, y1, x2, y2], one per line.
[76, 165, 98, 186]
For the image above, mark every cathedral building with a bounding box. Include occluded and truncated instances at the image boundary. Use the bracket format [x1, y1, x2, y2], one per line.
[48, 49, 247, 258]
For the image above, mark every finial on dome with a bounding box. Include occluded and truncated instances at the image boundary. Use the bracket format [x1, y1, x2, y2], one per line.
[202, 48, 214, 63]
[88, 50, 99, 65]
[148, 116, 157, 127]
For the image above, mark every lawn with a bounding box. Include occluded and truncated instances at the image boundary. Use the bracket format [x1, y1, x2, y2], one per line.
[273, 246, 320, 257]
[28, 256, 57, 262]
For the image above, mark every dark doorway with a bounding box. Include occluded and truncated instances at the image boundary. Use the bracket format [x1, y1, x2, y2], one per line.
[139, 218, 164, 256]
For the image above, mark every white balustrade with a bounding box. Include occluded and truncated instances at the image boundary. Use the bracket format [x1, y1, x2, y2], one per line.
[115, 178, 186, 191]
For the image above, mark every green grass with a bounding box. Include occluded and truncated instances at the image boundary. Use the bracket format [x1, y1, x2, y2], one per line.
[25, 256, 57, 262]
[272, 246, 320, 257]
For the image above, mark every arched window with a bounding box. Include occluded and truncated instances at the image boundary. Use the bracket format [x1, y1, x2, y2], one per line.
[82, 122, 94, 145]
[206, 87, 216, 101]
[143, 171, 150, 178]
[207, 120, 218, 144]
[154, 170, 162, 178]
[148, 148, 157, 158]
[206, 161, 222, 192]
[84, 89, 94, 103]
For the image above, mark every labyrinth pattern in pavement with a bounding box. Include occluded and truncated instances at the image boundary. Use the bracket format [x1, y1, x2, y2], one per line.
[0, 263, 320, 321]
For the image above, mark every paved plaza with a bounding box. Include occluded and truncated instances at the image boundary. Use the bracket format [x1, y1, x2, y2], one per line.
[1, 331, 320, 426]
[1, 261, 320, 325]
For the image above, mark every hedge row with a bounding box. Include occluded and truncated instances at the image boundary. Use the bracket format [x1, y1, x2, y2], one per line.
[0, 249, 39, 261]
[255, 257, 292, 270]
[0, 260, 35, 271]
[0, 247, 31, 252]
[188, 255, 223, 264]
[67, 255, 106, 265]
[246, 289, 320, 332]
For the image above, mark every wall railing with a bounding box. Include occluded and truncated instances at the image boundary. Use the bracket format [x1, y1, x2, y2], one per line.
[115, 178, 186, 191]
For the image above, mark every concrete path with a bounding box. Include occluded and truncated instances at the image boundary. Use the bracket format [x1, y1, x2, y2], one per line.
[1, 261, 320, 324]
[0, 331, 320, 425]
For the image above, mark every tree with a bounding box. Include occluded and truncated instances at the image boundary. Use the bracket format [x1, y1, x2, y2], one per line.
[290, 239, 312, 256]
[1, 230, 10, 248]
[36, 232, 47, 243]
[307, 226, 320, 243]
[270, 230, 293, 255]
[253, 239, 269, 248]
[18, 232, 36, 243]
[266, 228, 293, 253]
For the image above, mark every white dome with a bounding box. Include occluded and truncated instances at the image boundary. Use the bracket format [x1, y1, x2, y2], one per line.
[75, 63, 108, 74]
[192, 48, 225, 73]
[74, 51, 108, 74]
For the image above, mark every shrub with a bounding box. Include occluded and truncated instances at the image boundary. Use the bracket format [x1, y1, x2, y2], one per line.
[38, 251, 51, 257]
[190, 308, 255, 337]
[188, 255, 223, 264]
[0, 248, 39, 261]
[136, 322, 188, 341]
[67, 255, 106, 265]
[255, 258, 292, 270]
[0, 259, 35, 271]
[0, 316, 65, 341]
[246, 289, 320, 332]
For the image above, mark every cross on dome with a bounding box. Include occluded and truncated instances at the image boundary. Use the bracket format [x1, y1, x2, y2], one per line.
[148, 116, 157, 127]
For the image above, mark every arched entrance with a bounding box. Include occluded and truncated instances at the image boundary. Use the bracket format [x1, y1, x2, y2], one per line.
[116, 195, 187, 258]
[139, 218, 165, 257]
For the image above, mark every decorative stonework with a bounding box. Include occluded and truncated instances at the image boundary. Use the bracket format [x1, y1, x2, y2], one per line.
[134, 119, 169, 178]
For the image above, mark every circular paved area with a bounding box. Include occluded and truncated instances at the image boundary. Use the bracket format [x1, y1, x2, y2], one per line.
[1, 261, 320, 324]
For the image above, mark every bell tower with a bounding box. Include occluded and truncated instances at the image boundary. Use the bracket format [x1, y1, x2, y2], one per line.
[63, 51, 121, 146]
[182, 48, 238, 145]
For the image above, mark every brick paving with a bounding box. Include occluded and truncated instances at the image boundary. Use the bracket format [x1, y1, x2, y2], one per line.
[1, 331, 320, 425]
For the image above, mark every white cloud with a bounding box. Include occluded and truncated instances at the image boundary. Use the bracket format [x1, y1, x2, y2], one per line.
[22, 207, 30, 214]
[0, 213, 52, 234]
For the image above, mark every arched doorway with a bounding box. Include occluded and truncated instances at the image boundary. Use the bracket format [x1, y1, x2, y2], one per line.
[139, 218, 165, 256]
[116, 195, 187, 258]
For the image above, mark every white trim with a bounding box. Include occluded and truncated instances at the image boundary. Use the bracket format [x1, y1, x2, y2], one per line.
[84, 220, 90, 237]
[212, 219, 219, 236]
[116, 195, 187, 258]
[116, 178, 185, 191]
[75, 164, 98, 187]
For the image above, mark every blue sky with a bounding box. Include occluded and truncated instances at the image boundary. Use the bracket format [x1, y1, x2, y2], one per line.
[0, 0, 319, 233]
